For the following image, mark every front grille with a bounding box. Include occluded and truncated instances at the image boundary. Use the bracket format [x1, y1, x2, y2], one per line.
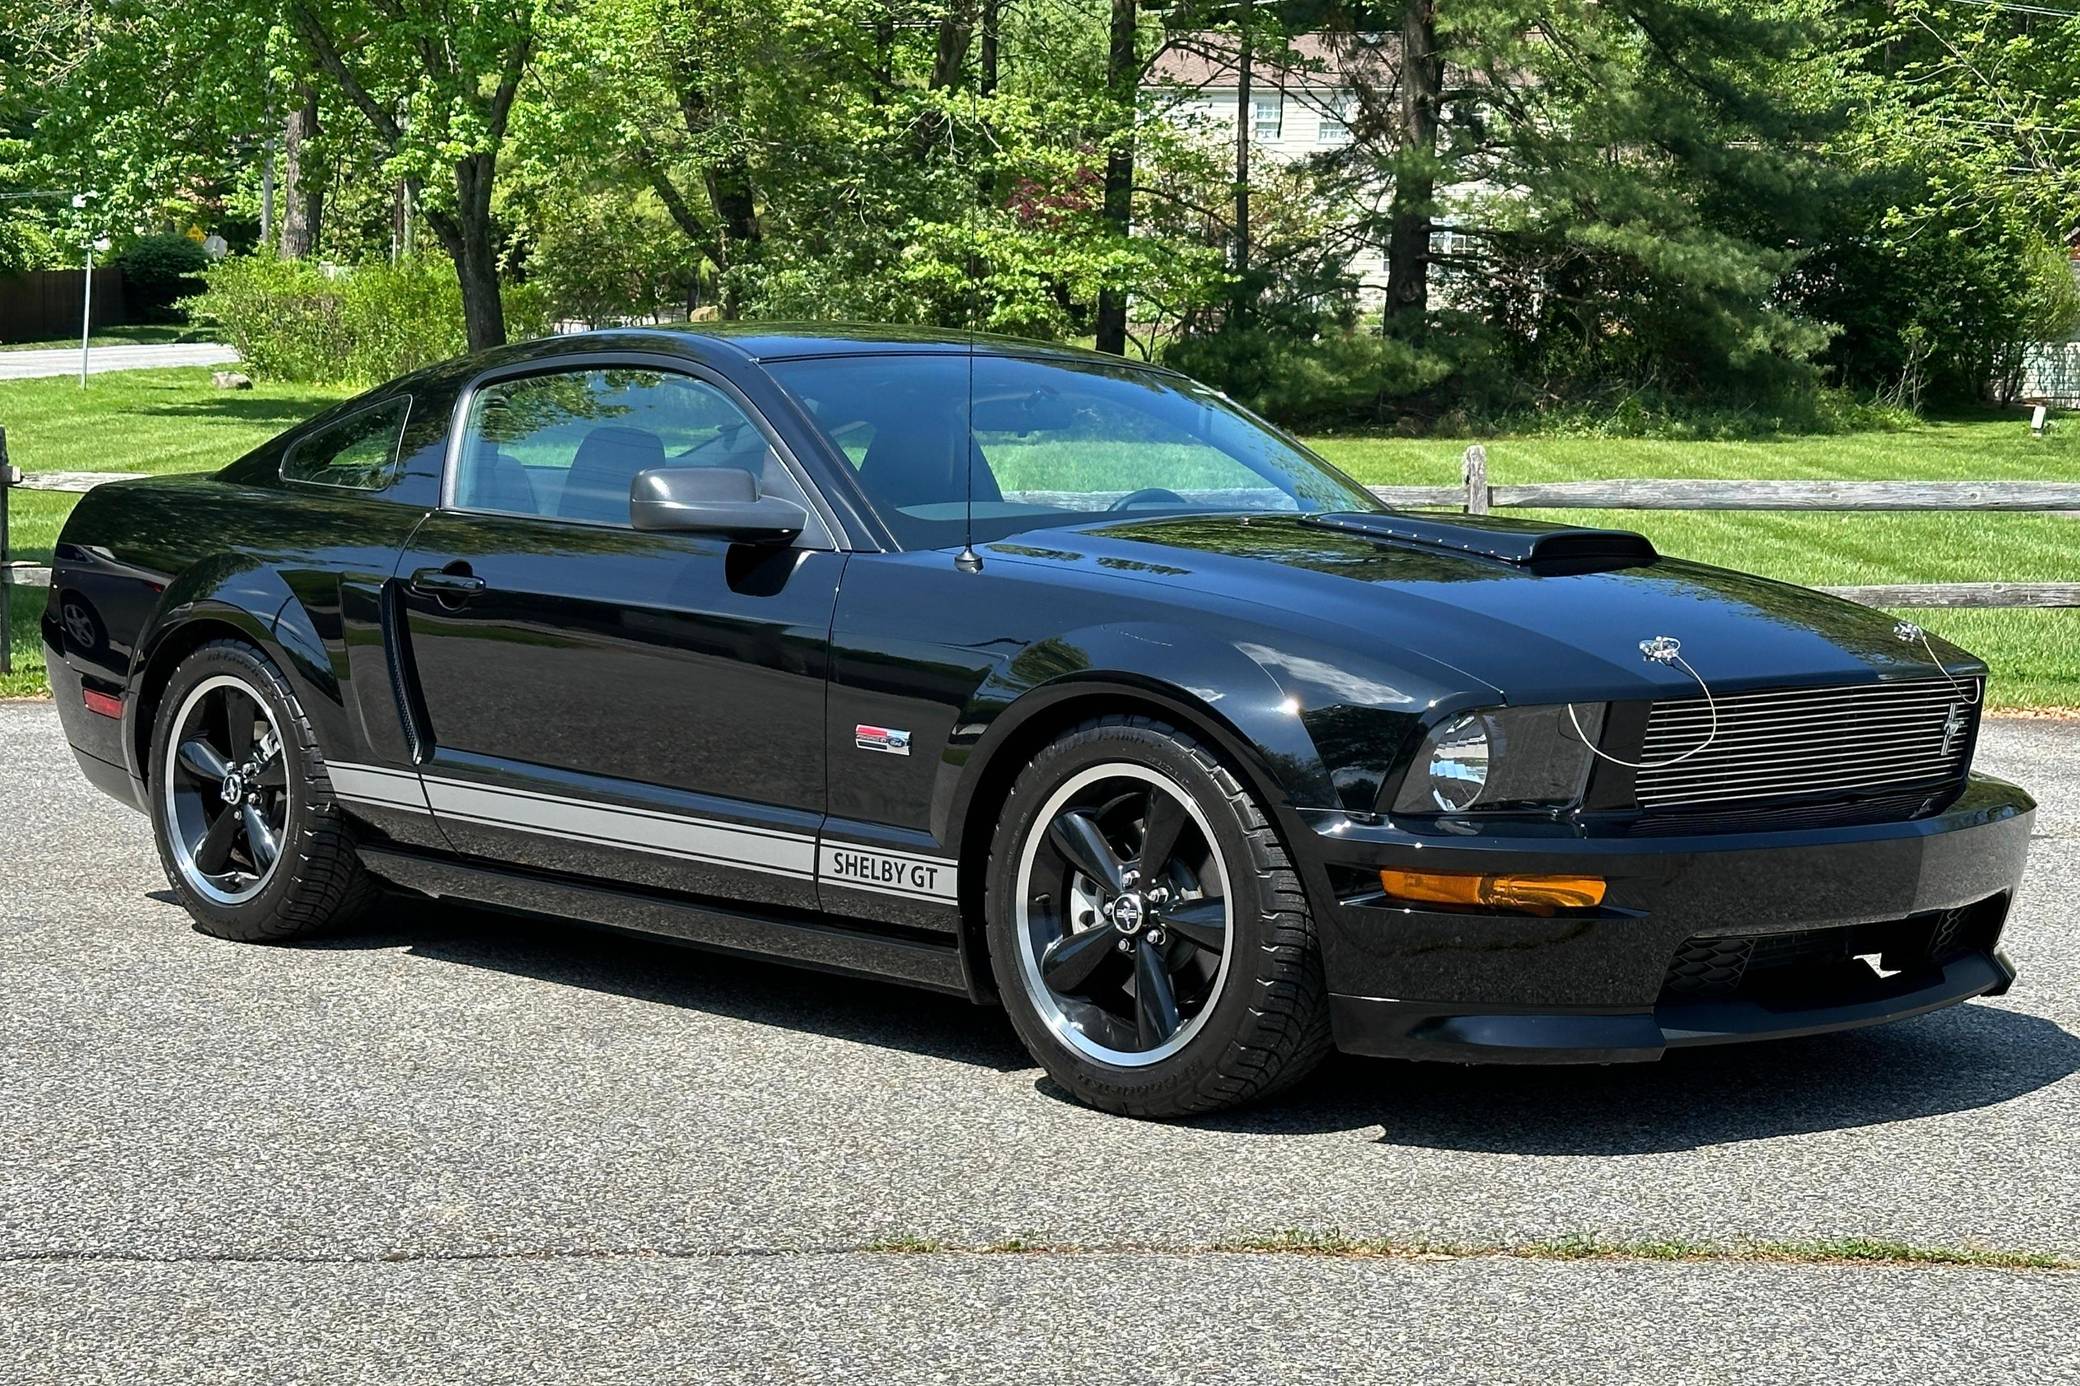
[1633, 677, 1979, 812]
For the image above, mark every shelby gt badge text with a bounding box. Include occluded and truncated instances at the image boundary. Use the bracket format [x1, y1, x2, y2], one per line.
[820, 844, 954, 900]
[855, 724, 911, 755]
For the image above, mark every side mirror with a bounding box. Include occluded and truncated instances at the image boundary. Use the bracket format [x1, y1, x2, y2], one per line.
[629, 466, 806, 543]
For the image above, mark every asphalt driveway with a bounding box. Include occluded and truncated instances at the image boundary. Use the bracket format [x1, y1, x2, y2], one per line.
[2, 702, 2074, 1382]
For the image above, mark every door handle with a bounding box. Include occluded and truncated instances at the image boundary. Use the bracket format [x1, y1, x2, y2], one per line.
[408, 564, 486, 598]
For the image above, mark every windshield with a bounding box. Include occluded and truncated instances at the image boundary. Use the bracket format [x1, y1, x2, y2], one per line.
[768, 353, 1382, 548]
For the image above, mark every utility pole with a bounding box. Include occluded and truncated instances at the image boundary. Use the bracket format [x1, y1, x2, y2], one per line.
[1094, 0, 1138, 355]
[71, 194, 98, 387]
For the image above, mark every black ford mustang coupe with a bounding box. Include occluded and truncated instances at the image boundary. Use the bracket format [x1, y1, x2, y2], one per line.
[44, 327, 2033, 1117]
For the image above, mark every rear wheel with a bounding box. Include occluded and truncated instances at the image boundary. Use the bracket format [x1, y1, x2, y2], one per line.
[149, 639, 375, 942]
[986, 716, 1332, 1118]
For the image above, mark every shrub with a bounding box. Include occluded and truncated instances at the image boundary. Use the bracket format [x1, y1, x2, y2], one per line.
[1163, 324, 1456, 432]
[183, 255, 552, 384]
[0, 215, 60, 275]
[114, 234, 213, 320]
[527, 191, 696, 326]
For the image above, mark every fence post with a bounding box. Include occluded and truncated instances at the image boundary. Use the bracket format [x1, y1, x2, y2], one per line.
[1462, 444, 1489, 514]
[1, 425, 11, 676]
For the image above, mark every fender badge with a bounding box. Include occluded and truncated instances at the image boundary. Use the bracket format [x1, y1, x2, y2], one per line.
[855, 724, 912, 756]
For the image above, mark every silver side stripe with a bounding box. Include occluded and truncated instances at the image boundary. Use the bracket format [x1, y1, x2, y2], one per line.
[329, 763, 432, 811]
[327, 762, 956, 902]
[422, 776, 817, 879]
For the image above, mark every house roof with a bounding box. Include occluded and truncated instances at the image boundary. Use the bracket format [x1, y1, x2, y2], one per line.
[1145, 31, 1396, 93]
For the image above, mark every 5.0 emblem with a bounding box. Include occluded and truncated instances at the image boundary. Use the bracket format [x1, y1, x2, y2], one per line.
[855, 724, 912, 756]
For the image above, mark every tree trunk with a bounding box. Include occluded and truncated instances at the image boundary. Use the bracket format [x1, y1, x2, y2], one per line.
[439, 154, 506, 351]
[279, 85, 322, 259]
[703, 157, 760, 320]
[873, 12, 894, 105]
[931, 0, 978, 90]
[1093, 0, 1137, 356]
[1384, 0, 1441, 341]
[1232, 0, 1254, 324]
[669, 79, 760, 320]
[980, 0, 999, 95]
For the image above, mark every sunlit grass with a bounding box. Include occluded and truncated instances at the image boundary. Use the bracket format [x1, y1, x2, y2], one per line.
[1, 368, 351, 694]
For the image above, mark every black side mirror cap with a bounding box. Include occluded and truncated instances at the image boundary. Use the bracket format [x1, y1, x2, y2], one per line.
[628, 466, 807, 543]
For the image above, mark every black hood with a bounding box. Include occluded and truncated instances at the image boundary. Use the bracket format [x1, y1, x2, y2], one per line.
[987, 512, 1979, 706]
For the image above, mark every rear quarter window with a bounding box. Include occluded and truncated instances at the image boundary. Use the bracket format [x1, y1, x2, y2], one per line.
[280, 398, 411, 491]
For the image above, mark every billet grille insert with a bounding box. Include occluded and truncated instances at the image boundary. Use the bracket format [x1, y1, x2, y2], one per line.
[1633, 677, 1979, 811]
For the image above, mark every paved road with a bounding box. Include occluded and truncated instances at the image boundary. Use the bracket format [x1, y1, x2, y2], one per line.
[0, 342, 237, 381]
[1, 703, 2074, 1382]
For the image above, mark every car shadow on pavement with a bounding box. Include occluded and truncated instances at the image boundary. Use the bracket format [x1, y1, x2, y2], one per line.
[288, 898, 1036, 1074]
[190, 890, 2077, 1147]
[1204, 1003, 2080, 1154]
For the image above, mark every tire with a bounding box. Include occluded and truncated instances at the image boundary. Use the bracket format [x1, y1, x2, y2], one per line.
[148, 638, 376, 943]
[985, 715, 1332, 1118]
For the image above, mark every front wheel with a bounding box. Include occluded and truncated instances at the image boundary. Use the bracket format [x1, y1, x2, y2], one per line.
[985, 716, 1332, 1118]
[149, 639, 376, 942]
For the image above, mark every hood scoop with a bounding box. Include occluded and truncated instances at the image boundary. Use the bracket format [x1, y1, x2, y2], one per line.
[1304, 511, 1658, 576]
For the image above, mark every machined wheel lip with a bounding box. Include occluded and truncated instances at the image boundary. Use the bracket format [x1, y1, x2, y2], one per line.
[1014, 761, 1234, 1069]
[161, 673, 290, 907]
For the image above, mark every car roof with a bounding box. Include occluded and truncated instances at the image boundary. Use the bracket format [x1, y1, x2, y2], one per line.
[367, 325, 1189, 411]
[516, 323, 1166, 368]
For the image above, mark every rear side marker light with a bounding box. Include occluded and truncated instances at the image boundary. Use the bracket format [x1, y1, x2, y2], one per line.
[82, 689, 123, 719]
[1379, 868, 1605, 914]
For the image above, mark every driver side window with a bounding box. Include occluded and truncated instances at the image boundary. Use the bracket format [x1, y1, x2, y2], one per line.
[453, 366, 817, 529]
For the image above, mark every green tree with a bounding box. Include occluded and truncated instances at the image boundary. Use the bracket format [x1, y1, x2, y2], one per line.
[282, 0, 539, 349]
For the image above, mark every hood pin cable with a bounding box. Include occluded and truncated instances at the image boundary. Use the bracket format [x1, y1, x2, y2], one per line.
[1894, 621, 1981, 706]
[1566, 635, 1720, 770]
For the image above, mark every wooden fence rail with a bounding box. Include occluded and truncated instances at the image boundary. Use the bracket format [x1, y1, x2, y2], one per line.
[1365, 479, 2080, 512]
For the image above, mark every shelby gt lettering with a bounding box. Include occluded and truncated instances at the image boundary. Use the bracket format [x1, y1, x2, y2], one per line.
[41, 326, 2033, 1119]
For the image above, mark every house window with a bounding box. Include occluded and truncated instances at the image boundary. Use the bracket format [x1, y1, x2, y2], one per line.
[1251, 94, 1283, 142]
[1318, 96, 1352, 146]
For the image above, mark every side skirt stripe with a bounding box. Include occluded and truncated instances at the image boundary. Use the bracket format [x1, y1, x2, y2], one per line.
[327, 762, 957, 901]
[434, 810, 816, 879]
[422, 778, 818, 876]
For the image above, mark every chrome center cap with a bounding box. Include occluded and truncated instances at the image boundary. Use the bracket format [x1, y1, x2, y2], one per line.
[219, 772, 245, 805]
[1110, 893, 1147, 935]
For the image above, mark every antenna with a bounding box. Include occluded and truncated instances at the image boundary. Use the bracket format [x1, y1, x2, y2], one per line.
[955, 329, 981, 572]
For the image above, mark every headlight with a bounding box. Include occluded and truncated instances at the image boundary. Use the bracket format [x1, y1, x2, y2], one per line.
[1391, 703, 1606, 814]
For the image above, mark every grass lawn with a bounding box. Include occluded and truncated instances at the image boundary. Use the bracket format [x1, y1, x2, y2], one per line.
[4, 371, 2073, 706]
[2, 368, 351, 695]
[1, 324, 215, 352]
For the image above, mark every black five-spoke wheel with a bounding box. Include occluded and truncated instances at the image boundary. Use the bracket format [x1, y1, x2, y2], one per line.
[1015, 762, 1232, 1065]
[161, 674, 291, 905]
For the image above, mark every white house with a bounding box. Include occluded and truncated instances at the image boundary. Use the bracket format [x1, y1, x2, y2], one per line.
[1143, 33, 1395, 302]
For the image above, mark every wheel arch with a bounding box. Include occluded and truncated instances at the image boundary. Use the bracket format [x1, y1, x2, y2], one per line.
[124, 566, 339, 786]
[946, 672, 1313, 1003]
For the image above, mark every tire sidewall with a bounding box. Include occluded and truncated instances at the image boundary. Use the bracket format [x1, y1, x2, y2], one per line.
[986, 720, 1281, 1112]
[149, 641, 320, 935]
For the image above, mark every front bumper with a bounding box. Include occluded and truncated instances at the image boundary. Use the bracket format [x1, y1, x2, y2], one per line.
[1302, 774, 2034, 1064]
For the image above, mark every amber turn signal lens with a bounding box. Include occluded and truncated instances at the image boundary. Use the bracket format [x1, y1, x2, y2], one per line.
[1378, 868, 1605, 913]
